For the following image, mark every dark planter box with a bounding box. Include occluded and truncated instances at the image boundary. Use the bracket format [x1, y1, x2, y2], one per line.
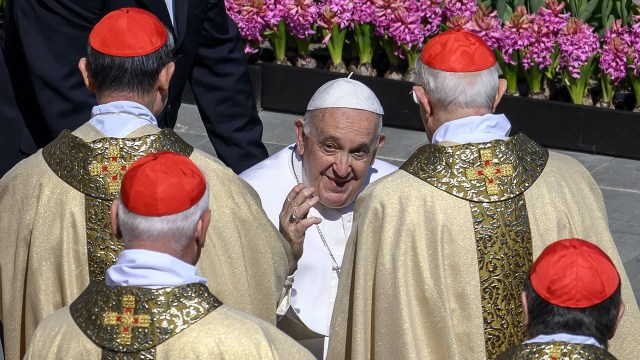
[182, 62, 640, 159]
[497, 96, 640, 159]
[259, 62, 423, 131]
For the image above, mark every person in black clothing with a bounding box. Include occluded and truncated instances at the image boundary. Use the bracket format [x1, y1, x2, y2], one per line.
[0, 0, 268, 176]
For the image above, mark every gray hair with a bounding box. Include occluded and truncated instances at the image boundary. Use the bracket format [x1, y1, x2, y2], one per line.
[415, 60, 499, 112]
[117, 186, 210, 254]
[86, 27, 175, 96]
[302, 109, 383, 141]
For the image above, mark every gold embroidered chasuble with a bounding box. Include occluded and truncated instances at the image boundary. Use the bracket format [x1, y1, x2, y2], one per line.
[24, 283, 315, 359]
[0, 124, 291, 360]
[327, 134, 640, 360]
[496, 341, 618, 360]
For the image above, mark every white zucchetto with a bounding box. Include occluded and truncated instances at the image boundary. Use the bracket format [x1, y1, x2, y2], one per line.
[306, 78, 384, 115]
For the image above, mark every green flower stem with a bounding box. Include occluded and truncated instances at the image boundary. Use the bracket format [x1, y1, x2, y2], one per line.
[495, 50, 519, 95]
[504, 65, 519, 95]
[294, 37, 310, 57]
[267, 19, 287, 61]
[354, 23, 374, 65]
[380, 35, 399, 67]
[322, 24, 347, 66]
[629, 71, 640, 107]
[563, 55, 597, 105]
[545, 46, 561, 81]
[525, 65, 544, 94]
[403, 45, 420, 71]
[600, 73, 615, 106]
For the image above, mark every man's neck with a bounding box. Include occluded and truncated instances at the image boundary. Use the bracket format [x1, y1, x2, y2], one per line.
[428, 108, 491, 141]
[96, 92, 156, 116]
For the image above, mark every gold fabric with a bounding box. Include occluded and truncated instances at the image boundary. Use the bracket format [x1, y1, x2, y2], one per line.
[70, 283, 221, 357]
[470, 197, 532, 358]
[25, 289, 314, 359]
[400, 134, 548, 202]
[402, 136, 544, 357]
[44, 130, 193, 281]
[496, 341, 618, 360]
[0, 124, 292, 360]
[327, 140, 640, 360]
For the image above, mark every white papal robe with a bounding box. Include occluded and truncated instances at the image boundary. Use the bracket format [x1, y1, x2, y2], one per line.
[240, 145, 396, 347]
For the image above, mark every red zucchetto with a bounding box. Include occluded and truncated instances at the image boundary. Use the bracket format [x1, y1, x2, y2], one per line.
[530, 238, 620, 309]
[89, 8, 167, 57]
[420, 29, 496, 72]
[121, 152, 206, 216]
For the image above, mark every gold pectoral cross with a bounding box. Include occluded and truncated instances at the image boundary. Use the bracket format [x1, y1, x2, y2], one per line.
[89, 145, 132, 194]
[104, 295, 151, 345]
[465, 148, 514, 195]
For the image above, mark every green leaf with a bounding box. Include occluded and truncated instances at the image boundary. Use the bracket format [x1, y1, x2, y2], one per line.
[577, 0, 599, 23]
[496, 0, 508, 21]
[528, 0, 546, 14]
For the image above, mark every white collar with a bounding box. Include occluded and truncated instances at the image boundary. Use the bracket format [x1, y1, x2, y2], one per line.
[89, 101, 158, 138]
[106, 249, 208, 289]
[432, 113, 511, 145]
[524, 333, 603, 348]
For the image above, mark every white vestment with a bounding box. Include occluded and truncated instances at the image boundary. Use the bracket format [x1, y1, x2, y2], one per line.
[241, 145, 397, 338]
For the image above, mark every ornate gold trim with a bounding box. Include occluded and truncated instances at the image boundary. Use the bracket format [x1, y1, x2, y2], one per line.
[70, 283, 222, 355]
[498, 341, 618, 359]
[43, 129, 193, 200]
[400, 134, 548, 202]
[43, 129, 195, 282]
[470, 196, 532, 358]
[401, 135, 547, 357]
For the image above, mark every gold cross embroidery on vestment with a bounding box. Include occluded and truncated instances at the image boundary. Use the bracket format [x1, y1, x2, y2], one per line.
[89, 145, 132, 194]
[465, 148, 514, 195]
[104, 295, 151, 345]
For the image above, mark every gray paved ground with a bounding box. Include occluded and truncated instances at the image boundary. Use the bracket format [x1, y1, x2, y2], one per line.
[175, 104, 640, 301]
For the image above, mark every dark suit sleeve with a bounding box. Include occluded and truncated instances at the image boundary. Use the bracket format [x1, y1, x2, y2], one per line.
[0, 44, 24, 177]
[189, 0, 268, 174]
[5, 0, 103, 143]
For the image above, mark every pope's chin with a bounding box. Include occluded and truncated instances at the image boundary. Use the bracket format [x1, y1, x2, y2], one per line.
[318, 177, 358, 209]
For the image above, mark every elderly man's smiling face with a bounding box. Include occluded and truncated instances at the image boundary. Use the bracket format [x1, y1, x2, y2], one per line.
[295, 107, 385, 209]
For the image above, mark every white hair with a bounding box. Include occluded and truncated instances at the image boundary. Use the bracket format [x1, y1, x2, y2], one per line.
[415, 60, 499, 112]
[117, 186, 210, 254]
[302, 108, 383, 141]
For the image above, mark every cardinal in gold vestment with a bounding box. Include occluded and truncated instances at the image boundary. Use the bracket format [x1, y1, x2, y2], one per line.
[25, 151, 309, 359]
[327, 30, 640, 360]
[0, 124, 291, 360]
[25, 283, 313, 360]
[0, 9, 291, 360]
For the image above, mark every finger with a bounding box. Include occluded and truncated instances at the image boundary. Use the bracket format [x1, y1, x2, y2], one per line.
[291, 187, 316, 210]
[281, 183, 306, 212]
[290, 216, 323, 241]
[294, 195, 319, 219]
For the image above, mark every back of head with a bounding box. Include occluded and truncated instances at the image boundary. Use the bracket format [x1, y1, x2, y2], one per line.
[117, 152, 209, 255]
[525, 238, 622, 348]
[415, 29, 499, 112]
[86, 8, 174, 96]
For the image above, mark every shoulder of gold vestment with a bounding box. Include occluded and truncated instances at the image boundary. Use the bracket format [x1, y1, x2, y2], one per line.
[42, 129, 193, 200]
[70, 282, 222, 353]
[400, 133, 549, 203]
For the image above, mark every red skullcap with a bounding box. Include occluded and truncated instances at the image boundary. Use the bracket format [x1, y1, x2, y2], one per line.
[89, 8, 167, 57]
[530, 238, 620, 309]
[420, 29, 496, 72]
[121, 152, 206, 216]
